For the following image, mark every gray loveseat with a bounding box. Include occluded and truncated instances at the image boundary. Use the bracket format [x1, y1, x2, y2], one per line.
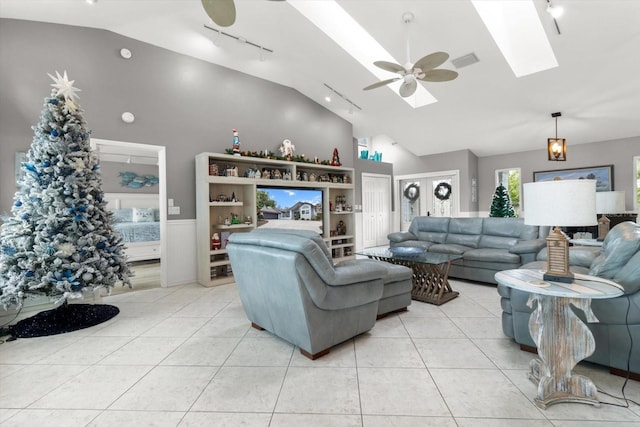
[388, 217, 547, 284]
[227, 229, 412, 359]
[498, 221, 640, 375]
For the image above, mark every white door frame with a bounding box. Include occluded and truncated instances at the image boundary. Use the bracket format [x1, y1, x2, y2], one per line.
[393, 170, 460, 232]
[91, 138, 168, 287]
[361, 172, 392, 248]
[634, 155, 640, 212]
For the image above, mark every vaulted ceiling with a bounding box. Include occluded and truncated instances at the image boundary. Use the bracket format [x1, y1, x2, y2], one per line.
[2, 0, 640, 157]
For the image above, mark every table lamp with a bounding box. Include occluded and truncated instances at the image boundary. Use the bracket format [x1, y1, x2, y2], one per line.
[595, 191, 625, 241]
[523, 179, 597, 283]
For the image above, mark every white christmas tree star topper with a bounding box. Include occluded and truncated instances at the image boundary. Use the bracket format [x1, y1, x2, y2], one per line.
[48, 70, 82, 101]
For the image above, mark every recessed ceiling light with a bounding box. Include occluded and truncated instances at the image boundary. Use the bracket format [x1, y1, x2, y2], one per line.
[471, 0, 558, 77]
[289, 0, 437, 109]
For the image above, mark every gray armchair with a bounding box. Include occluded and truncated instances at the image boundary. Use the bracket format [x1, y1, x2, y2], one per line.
[227, 230, 409, 359]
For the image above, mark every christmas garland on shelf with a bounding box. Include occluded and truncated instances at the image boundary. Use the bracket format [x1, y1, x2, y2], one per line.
[434, 182, 452, 201]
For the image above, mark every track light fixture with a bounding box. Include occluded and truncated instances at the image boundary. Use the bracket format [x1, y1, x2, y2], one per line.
[323, 83, 362, 112]
[204, 25, 274, 58]
[546, 0, 563, 35]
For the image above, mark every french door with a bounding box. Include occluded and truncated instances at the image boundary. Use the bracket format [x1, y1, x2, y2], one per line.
[397, 171, 459, 231]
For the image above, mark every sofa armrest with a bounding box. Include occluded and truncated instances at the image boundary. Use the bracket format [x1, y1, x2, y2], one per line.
[509, 239, 546, 255]
[388, 231, 416, 244]
[330, 260, 388, 286]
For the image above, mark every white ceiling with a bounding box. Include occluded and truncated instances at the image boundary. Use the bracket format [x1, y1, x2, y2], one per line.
[2, 0, 640, 157]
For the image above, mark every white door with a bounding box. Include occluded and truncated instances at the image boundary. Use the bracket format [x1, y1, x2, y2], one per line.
[362, 174, 391, 248]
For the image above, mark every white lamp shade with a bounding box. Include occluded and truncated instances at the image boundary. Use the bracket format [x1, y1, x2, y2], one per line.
[524, 179, 597, 226]
[595, 191, 625, 213]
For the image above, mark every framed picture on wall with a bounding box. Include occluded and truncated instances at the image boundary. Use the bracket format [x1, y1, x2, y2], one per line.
[15, 151, 26, 186]
[533, 164, 613, 192]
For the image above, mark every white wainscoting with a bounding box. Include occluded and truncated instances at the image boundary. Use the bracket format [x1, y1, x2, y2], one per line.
[165, 219, 197, 287]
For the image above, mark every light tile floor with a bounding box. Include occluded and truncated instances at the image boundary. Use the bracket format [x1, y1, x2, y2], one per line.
[1, 279, 639, 426]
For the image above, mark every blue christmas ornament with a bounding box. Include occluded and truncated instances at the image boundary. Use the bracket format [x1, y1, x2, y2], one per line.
[51, 129, 59, 137]
[74, 214, 84, 222]
[14, 200, 22, 207]
[24, 163, 39, 177]
[48, 98, 59, 105]
[97, 242, 106, 250]
[42, 161, 51, 167]
[64, 269, 73, 278]
[21, 213, 30, 220]
[25, 271, 35, 277]
[1, 245, 16, 256]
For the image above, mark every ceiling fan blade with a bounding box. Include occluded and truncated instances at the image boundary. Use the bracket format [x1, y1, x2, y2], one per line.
[202, 0, 236, 27]
[363, 77, 401, 91]
[399, 79, 418, 97]
[373, 61, 405, 74]
[418, 69, 459, 82]
[413, 52, 449, 72]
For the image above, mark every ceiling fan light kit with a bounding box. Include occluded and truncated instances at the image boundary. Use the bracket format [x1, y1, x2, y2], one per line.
[363, 11, 458, 98]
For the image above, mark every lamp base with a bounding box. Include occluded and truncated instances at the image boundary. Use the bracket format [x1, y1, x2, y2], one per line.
[543, 272, 574, 283]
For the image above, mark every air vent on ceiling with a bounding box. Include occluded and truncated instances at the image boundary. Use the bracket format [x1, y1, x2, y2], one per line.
[451, 53, 479, 69]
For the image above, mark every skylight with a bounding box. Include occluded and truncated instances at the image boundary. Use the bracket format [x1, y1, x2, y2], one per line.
[471, 0, 558, 77]
[288, 0, 437, 109]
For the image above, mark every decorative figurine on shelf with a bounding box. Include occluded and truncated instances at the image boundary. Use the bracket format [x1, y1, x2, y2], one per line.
[209, 162, 218, 176]
[231, 213, 241, 225]
[231, 192, 237, 202]
[279, 139, 295, 160]
[331, 148, 341, 166]
[211, 232, 221, 250]
[232, 129, 241, 156]
[224, 217, 231, 226]
[245, 215, 252, 225]
[337, 220, 347, 236]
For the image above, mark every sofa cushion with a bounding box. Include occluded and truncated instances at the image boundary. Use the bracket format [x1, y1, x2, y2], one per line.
[589, 222, 640, 279]
[480, 235, 519, 250]
[446, 233, 481, 248]
[463, 248, 520, 264]
[409, 217, 450, 244]
[429, 243, 472, 255]
[482, 217, 523, 238]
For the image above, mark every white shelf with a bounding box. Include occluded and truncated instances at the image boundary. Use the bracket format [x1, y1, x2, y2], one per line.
[209, 202, 243, 207]
[217, 224, 254, 230]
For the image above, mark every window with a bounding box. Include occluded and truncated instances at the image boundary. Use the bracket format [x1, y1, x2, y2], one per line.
[495, 168, 521, 215]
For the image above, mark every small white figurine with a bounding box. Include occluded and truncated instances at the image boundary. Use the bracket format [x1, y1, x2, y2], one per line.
[279, 139, 295, 158]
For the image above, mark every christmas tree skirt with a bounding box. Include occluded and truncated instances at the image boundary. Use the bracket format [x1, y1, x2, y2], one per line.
[8, 303, 119, 338]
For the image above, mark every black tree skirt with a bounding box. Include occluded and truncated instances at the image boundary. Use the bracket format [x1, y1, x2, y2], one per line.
[6, 303, 119, 339]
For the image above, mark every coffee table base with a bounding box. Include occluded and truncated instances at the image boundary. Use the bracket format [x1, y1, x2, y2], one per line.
[381, 258, 459, 305]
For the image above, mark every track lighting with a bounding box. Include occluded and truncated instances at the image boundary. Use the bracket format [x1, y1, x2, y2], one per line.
[546, 1, 564, 18]
[323, 83, 362, 112]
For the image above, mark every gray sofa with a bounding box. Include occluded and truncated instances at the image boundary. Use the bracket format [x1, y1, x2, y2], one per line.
[388, 217, 547, 284]
[227, 229, 412, 359]
[498, 221, 640, 375]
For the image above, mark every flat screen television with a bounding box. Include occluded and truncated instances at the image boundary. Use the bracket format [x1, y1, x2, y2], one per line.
[256, 186, 323, 235]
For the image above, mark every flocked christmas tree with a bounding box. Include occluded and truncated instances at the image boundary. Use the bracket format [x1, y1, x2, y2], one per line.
[489, 184, 517, 217]
[0, 71, 131, 309]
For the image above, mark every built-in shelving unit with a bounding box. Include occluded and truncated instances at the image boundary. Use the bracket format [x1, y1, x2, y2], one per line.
[196, 153, 355, 287]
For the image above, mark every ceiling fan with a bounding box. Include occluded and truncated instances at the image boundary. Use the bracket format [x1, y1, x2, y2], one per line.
[363, 12, 458, 98]
[201, 0, 284, 27]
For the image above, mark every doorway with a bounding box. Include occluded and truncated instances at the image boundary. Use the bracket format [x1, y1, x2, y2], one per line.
[91, 138, 168, 289]
[361, 173, 392, 248]
[396, 171, 460, 231]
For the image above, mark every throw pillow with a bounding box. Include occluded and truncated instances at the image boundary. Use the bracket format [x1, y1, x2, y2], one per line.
[132, 207, 155, 223]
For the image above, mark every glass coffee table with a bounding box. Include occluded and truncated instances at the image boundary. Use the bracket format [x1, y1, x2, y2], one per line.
[357, 247, 461, 305]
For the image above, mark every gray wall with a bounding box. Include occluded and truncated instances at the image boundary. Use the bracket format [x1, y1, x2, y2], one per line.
[0, 19, 353, 219]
